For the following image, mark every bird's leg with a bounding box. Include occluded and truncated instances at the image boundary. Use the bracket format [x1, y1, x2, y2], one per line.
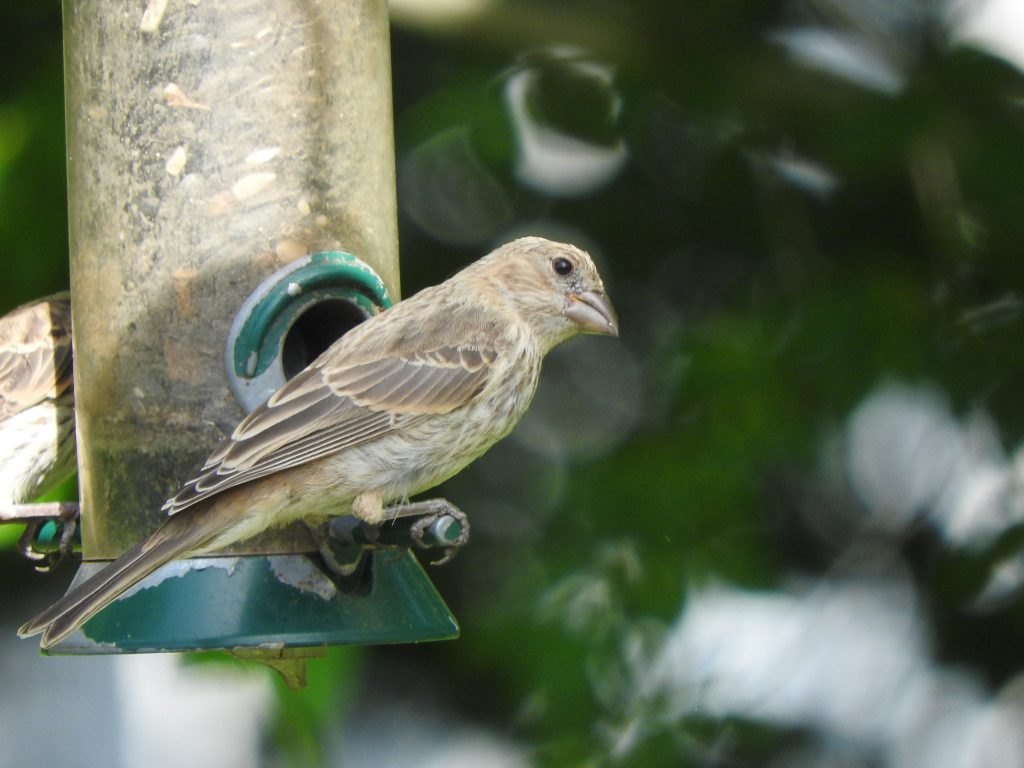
[0, 501, 79, 524]
[384, 498, 471, 565]
[54, 501, 80, 563]
[329, 495, 471, 565]
[58, 514, 78, 558]
[351, 491, 385, 546]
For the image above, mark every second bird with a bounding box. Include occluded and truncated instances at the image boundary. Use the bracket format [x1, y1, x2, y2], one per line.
[0, 292, 75, 512]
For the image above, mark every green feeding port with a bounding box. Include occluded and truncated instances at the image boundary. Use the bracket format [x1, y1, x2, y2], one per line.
[45, 252, 460, 683]
[227, 251, 395, 412]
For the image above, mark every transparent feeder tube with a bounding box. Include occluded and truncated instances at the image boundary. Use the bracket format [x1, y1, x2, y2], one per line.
[64, 0, 400, 559]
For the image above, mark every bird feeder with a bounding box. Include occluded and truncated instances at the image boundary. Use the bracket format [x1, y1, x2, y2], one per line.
[53, 0, 458, 683]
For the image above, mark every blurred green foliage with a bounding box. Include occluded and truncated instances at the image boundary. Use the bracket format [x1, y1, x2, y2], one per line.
[0, 3, 68, 307]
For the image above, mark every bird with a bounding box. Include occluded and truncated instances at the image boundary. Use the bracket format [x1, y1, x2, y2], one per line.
[0, 291, 76, 570]
[0, 292, 76, 508]
[20, 236, 618, 648]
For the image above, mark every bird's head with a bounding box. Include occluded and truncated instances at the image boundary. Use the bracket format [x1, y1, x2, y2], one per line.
[483, 237, 618, 351]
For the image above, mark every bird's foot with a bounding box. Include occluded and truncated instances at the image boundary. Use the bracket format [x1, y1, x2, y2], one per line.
[399, 499, 470, 566]
[4, 502, 79, 572]
[324, 498, 471, 566]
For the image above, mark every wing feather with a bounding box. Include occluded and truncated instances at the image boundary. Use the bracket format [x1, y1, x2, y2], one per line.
[163, 338, 498, 515]
[0, 293, 72, 421]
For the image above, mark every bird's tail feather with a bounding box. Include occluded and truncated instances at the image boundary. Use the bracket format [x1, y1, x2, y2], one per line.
[19, 510, 212, 649]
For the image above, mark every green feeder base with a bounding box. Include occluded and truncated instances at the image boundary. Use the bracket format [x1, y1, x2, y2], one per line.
[44, 550, 458, 686]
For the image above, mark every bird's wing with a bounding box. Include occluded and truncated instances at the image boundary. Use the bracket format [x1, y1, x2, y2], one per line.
[163, 342, 499, 515]
[0, 293, 72, 422]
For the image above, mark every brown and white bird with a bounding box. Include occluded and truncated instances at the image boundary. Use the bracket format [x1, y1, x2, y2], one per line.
[0, 292, 76, 511]
[20, 237, 618, 648]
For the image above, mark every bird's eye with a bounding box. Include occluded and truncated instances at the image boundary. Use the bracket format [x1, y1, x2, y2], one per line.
[552, 257, 574, 276]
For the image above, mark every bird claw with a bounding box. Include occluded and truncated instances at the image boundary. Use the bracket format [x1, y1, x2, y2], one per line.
[17, 522, 48, 566]
[429, 545, 459, 567]
[11, 503, 80, 573]
[408, 502, 470, 566]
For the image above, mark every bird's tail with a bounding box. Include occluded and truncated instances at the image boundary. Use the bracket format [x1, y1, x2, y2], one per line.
[18, 509, 213, 649]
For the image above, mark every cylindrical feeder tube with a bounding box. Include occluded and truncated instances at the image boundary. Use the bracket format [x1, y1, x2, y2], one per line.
[64, 0, 399, 559]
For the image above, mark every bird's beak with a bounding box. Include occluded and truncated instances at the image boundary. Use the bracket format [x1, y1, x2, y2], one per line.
[563, 290, 619, 337]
